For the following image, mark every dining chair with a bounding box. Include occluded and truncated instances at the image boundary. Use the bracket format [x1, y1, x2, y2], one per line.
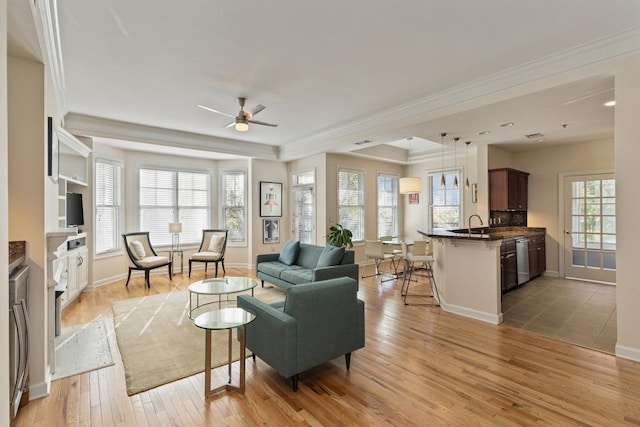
[361, 240, 397, 281]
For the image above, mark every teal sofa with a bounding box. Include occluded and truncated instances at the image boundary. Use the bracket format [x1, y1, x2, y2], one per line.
[255, 241, 359, 290]
[237, 277, 365, 391]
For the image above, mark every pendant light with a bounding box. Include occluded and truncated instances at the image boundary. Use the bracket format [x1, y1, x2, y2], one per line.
[465, 141, 471, 189]
[440, 132, 447, 187]
[453, 137, 460, 188]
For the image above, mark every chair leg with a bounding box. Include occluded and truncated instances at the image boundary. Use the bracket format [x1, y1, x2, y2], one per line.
[188, 260, 192, 277]
[221, 260, 226, 275]
[261, 280, 264, 288]
[145, 270, 150, 288]
[345, 352, 352, 370]
[214, 262, 219, 278]
[204, 262, 208, 274]
[291, 374, 299, 392]
[168, 263, 173, 280]
[125, 268, 132, 287]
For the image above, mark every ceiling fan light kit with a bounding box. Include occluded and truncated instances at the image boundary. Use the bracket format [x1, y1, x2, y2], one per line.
[198, 96, 278, 131]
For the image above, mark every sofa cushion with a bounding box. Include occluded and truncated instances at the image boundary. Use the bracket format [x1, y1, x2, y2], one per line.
[280, 268, 314, 285]
[296, 244, 324, 269]
[278, 240, 300, 265]
[137, 256, 168, 268]
[208, 235, 225, 253]
[257, 261, 291, 278]
[316, 245, 345, 268]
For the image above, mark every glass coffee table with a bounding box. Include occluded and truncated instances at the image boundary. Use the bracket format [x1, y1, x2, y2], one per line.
[193, 307, 256, 396]
[188, 276, 258, 319]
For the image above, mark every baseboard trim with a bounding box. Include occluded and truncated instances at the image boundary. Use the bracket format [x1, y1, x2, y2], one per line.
[440, 300, 502, 325]
[29, 372, 51, 400]
[615, 344, 640, 362]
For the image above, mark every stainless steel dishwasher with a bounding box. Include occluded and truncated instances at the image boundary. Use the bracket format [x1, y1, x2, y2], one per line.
[516, 238, 530, 285]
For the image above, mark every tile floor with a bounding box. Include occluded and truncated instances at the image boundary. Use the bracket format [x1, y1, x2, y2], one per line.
[501, 276, 617, 354]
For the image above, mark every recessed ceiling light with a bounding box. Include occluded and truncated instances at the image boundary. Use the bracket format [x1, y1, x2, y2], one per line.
[500, 122, 515, 127]
[604, 100, 616, 107]
[478, 130, 491, 135]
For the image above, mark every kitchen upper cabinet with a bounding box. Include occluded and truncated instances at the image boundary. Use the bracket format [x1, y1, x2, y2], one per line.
[489, 168, 529, 211]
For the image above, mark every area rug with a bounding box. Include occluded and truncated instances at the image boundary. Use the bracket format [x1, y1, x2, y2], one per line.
[52, 318, 114, 381]
[112, 286, 282, 395]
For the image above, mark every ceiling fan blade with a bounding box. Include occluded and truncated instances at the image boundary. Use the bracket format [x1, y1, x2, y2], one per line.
[248, 119, 278, 127]
[223, 120, 236, 128]
[197, 105, 235, 118]
[249, 104, 266, 117]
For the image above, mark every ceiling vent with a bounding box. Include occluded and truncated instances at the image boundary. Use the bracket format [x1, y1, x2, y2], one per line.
[354, 140, 372, 145]
[525, 133, 544, 140]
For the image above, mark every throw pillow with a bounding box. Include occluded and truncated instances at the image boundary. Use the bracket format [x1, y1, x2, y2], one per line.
[316, 245, 345, 268]
[208, 235, 225, 253]
[278, 240, 300, 266]
[128, 240, 146, 260]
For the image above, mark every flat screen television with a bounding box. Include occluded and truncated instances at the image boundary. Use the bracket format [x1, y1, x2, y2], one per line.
[66, 192, 84, 228]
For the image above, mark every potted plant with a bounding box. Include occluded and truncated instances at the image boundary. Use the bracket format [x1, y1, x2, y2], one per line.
[326, 223, 353, 248]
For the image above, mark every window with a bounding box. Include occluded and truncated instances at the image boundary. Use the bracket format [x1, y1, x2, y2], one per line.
[429, 170, 461, 231]
[338, 168, 364, 241]
[139, 168, 210, 246]
[95, 159, 122, 255]
[292, 170, 315, 244]
[221, 171, 247, 243]
[377, 173, 398, 238]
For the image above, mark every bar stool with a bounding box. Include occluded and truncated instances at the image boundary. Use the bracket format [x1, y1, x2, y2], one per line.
[400, 240, 440, 306]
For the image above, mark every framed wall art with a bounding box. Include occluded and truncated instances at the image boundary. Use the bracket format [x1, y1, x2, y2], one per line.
[263, 219, 280, 244]
[260, 181, 282, 217]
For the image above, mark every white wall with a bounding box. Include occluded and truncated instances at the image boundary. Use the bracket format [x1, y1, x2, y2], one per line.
[614, 53, 640, 360]
[1, 0, 10, 422]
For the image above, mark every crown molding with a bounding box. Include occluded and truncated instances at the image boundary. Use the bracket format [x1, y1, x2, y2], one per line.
[280, 26, 640, 161]
[31, 0, 66, 115]
[64, 113, 279, 160]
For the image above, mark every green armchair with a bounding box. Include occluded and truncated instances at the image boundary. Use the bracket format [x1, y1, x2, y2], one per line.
[237, 277, 365, 391]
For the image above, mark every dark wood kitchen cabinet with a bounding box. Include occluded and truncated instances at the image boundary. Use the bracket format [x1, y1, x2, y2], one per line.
[489, 168, 529, 210]
[528, 234, 546, 278]
[501, 238, 518, 293]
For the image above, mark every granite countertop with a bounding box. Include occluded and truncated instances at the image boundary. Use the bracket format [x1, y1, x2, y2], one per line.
[9, 240, 26, 273]
[425, 227, 546, 241]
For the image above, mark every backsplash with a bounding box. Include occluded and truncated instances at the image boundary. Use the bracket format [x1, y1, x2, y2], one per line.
[490, 211, 527, 227]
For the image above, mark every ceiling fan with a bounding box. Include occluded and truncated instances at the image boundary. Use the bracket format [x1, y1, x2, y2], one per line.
[198, 97, 278, 132]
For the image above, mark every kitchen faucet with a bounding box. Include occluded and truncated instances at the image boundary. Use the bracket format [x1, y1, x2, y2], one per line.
[468, 214, 484, 235]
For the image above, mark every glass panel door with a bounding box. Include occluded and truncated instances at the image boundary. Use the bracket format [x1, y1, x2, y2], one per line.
[563, 173, 615, 284]
[292, 185, 314, 244]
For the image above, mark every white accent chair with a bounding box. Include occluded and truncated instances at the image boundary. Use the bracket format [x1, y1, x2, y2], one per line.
[361, 240, 397, 281]
[400, 240, 440, 306]
[379, 235, 402, 275]
[189, 229, 228, 277]
[122, 232, 172, 288]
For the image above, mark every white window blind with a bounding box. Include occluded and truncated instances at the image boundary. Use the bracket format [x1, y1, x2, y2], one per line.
[221, 171, 246, 243]
[338, 168, 364, 241]
[139, 167, 210, 246]
[95, 159, 122, 255]
[293, 171, 315, 244]
[377, 173, 398, 238]
[429, 170, 461, 231]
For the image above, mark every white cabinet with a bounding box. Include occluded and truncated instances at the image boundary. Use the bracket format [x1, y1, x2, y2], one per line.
[60, 234, 89, 308]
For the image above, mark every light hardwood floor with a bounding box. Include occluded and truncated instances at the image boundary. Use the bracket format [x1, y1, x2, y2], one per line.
[13, 267, 640, 426]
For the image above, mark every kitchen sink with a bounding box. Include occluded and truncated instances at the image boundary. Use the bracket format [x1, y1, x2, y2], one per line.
[449, 227, 492, 235]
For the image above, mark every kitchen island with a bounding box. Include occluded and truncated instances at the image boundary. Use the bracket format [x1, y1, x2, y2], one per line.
[425, 227, 545, 325]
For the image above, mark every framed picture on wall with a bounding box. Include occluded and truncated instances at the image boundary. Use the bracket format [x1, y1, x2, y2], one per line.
[263, 219, 280, 244]
[408, 193, 419, 204]
[260, 181, 282, 217]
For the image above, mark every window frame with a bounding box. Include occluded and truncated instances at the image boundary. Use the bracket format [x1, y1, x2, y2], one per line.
[377, 172, 399, 238]
[94, 157, 124, 257]
[337, 167, 365, 242]
[428, 168, 463, 232]
[137, 166, 212, 248]
[220, 170, 248, 246]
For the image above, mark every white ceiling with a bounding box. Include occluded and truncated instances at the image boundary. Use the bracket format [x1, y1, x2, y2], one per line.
[8, 1, 640, 161]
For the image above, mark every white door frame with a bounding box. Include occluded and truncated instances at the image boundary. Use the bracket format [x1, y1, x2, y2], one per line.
[558, 169, 615, 281]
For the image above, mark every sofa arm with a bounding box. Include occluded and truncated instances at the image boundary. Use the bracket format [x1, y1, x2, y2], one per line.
[312, 264, 359, 288]
[237, 295, 298, 378]
[255, 253, 280, 274]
